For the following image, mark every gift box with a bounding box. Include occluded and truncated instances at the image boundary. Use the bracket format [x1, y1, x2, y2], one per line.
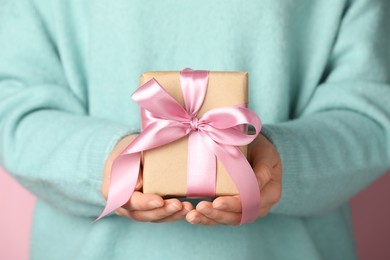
[140, 71, 248, 198]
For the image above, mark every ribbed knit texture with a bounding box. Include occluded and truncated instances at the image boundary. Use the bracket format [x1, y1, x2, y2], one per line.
[0, 0, 389, 259]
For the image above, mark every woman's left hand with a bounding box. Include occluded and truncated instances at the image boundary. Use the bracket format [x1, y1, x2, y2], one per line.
[185, 134, 282, 226]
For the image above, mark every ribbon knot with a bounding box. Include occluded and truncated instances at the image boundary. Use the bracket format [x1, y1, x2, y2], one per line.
[96, 69, 262, 225]
[190, 117, 200, 131]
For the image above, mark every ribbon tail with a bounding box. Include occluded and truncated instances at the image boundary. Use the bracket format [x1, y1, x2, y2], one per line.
[202, 136, 261, 224]
[218, 147, 260, 224]
[95, 152, 141, 221]
[186, 131, 216, 198]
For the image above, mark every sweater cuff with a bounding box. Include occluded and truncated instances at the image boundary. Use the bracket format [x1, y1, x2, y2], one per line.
[88, 123, 140, 184]
[84, 122, 140, 214]
[260, 123, 298, 213]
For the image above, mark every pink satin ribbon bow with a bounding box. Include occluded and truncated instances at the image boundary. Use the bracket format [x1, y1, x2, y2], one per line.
[97, 69, 262, 224]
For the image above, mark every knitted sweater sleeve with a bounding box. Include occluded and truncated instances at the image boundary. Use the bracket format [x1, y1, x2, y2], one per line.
[263, 0, 390, 216]
[0, 0, 135, 217]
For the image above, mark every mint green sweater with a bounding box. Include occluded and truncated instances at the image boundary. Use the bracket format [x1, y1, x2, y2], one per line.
[1, 0, 390, 259]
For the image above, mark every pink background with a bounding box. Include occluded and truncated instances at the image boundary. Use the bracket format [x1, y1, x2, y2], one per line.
[1, 167, 390, 260]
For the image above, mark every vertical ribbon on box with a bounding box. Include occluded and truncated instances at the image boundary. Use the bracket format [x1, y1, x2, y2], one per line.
[180, 69, 216, 198]
[96, 69, 262, 224]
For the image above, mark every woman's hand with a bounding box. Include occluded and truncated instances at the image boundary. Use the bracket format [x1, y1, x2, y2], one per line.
[102, 134, 193, 222]
[185, 134, 282, 226]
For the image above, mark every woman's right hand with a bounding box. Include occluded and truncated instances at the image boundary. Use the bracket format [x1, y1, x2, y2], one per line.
[101, 134, 193, 222]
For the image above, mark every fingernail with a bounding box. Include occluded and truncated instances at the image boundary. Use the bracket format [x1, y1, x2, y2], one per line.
[213, 203, 226, 210]
[166, 203, 181, 213]
[184, 204, 192, 212]
[149, 200, 163, 208]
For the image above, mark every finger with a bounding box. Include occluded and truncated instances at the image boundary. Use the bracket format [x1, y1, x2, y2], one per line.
[253, 163, 273, 190]
[121, 191, 164, 211]
[135, 172, 143, 191]
[102, 169, 142, 201]
[258, 180, 282, 208]
[186, 209, 219, 226]
[259, 205, 272, 218]
[197, 201, 241, 226]
[212, 195, 242, 213]
[152, 202, 194, 223]
[115, 207, 129, 217]
[128, 199, 182, 222]
[249, 135, 280, 168]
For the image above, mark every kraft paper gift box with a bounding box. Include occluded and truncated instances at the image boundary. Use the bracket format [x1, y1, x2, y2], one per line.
[140, 71, 249, 198]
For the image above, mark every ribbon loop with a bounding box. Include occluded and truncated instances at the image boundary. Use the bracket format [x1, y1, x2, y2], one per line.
[132, 79, 190, 122]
